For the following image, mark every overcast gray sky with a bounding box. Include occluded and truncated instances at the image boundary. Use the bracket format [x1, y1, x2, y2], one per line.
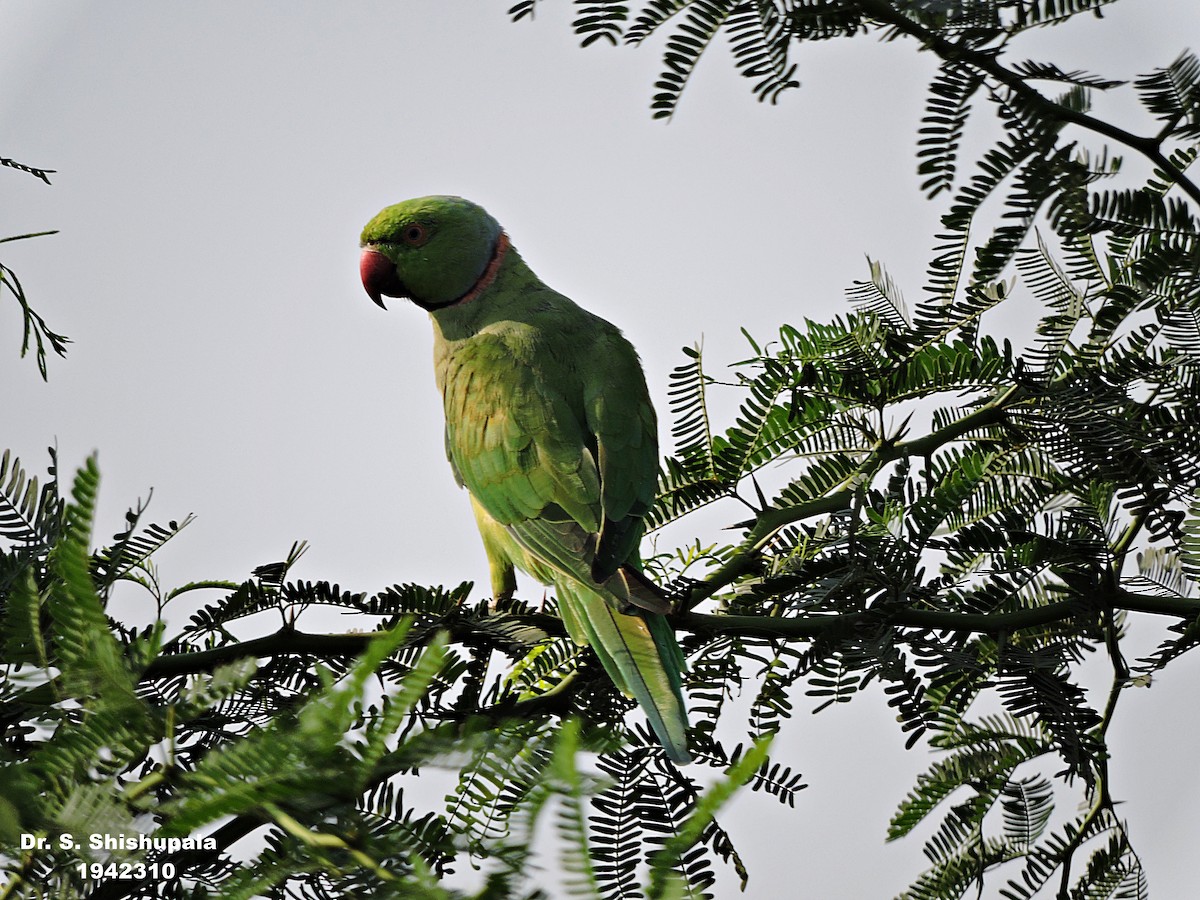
[5, 2, 1200, 897]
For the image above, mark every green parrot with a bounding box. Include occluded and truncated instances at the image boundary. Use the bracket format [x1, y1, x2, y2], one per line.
[359, 195, 690, 764]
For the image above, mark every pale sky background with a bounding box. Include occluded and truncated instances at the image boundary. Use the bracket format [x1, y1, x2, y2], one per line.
[4, 2, 1200, 897]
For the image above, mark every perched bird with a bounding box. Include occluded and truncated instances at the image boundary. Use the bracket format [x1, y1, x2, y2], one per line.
[359, 196, 690, 763]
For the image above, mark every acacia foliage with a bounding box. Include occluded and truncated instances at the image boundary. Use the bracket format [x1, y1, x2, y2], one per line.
[0, 158, 65, 380]
[4, 2, 1200, 898]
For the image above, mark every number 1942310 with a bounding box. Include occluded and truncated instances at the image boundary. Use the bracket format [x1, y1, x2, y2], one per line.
[77, 861, 178, 881]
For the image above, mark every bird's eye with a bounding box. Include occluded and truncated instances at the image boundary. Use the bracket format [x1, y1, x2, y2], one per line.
[401, 224, 429, 246]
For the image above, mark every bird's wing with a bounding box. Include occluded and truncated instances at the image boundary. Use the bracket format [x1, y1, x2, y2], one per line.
[443, 329, 663, 610]
[441, 332, 602, 539]
[583, 330, 659, 582]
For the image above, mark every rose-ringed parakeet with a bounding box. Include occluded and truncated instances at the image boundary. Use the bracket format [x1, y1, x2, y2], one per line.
[359, 195, 690, 764]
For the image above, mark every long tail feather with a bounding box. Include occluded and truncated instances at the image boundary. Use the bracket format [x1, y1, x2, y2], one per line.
[557, 580, 691, 764]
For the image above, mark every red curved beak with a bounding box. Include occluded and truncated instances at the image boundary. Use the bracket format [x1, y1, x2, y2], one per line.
[360, 248, 406, 309]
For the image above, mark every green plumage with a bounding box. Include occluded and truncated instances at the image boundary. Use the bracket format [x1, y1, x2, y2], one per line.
[360, 196, 690, 763]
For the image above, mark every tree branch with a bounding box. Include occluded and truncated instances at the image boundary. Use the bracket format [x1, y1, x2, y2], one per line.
[0, 157, 55, 185]
[682, 385, 1026, 610]
[855, 0, 1200, 206]
[113, 587, 1200, 689]
[681, 588, 1200, 640]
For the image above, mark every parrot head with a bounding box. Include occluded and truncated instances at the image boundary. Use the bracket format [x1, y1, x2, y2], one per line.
[359, 195, 505, 311]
